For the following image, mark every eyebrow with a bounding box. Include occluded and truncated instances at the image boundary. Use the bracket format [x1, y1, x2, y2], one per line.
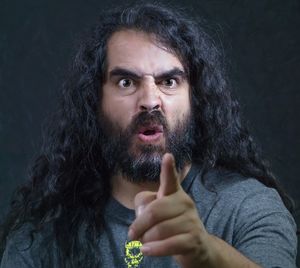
[108, 67, 187, 81]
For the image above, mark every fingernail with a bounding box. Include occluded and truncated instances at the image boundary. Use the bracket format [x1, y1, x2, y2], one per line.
[141, 245, 151, 255]
[128, 228, 134, 240]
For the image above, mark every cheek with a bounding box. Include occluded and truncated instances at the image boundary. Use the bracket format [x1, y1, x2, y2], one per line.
[163, 95, 191, 126]
[175, 108, 190, 124]
[101, 95, 135, 129]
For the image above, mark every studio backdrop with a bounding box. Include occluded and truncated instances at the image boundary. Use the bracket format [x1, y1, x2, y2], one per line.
[0, 0, 299, 264]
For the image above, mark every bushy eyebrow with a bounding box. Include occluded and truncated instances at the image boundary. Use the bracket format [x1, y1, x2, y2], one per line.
[155, 68, 187, 81]
[109, 68, 141, 80]
[108, 67, 187, 81]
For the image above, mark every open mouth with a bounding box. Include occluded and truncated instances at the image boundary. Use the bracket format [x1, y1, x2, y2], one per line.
[137, 125, 163, 142]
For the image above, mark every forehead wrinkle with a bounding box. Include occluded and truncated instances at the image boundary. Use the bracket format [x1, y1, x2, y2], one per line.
[108, 66, 185, 80]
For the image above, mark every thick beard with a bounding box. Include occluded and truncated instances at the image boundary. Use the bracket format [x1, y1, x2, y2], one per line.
[99, 110, 195, 183]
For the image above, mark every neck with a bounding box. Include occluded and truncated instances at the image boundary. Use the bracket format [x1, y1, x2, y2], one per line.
[111, 162, 192, 209]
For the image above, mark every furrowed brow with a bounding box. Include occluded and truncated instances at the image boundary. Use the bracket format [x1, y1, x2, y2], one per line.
[154, 68, 187, 80]
[108, 67, 187, 81]
[108, 68, 141, 80]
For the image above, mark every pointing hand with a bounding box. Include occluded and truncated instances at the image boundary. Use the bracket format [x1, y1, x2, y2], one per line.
[128, 153, 210, 267]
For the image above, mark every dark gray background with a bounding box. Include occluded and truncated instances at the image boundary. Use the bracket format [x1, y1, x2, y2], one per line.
[0, 0, 299, 264]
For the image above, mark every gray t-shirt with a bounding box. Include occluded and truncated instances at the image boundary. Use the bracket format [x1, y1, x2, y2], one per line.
[1, 165, 298, 267]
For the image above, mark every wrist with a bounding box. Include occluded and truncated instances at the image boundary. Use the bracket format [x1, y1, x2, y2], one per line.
[195, 233, 217, 268]
[177, 233, 216, 268]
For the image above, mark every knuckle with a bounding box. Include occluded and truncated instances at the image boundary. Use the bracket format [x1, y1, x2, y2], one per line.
[185, 196, 195, 209]
[142, 225, 163, 243]
[146, 208, 158, 223]
[154, 224, 165, 238]
[134, 192, 144, 204]
[185, 211, 197, 223]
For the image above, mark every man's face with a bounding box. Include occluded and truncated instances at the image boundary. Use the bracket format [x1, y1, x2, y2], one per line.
[100, 30, 193, 182]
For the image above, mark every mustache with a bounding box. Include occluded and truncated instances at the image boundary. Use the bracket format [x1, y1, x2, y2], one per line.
[128, 110, 168, 134]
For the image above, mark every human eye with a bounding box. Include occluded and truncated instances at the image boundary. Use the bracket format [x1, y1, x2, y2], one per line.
[118, 78, 134, 88]
[161, 78, 178, 89]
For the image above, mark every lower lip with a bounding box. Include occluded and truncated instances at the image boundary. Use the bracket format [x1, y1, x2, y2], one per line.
[138, 132, 163, 142]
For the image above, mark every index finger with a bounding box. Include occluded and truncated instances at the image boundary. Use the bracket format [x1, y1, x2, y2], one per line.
[157, 153, 180, 199]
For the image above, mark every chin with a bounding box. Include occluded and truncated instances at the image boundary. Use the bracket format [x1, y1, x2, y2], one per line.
[134, 142, 165, 155]
[120, 146, 164, 183]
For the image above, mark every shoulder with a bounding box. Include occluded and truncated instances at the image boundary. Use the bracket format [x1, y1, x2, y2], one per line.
[201, 167, 288, 212]
[1, 223, 55, 268]
[196, 167, 297, 267]
[1, 224, 34, 268]
[189, 165, 290, 216]
[200, 168, 296, 232]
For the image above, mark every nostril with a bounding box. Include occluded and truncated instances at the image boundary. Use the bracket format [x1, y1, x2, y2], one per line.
[152, 104, 160, 110]
[140, 105, 148, 111]
[140, 104, 160, 111]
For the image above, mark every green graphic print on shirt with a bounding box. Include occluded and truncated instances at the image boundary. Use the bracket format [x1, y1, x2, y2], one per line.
[124, 240, 143, 268]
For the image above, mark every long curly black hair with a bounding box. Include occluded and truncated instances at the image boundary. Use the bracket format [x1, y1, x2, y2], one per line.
[0, 2, 294, 267]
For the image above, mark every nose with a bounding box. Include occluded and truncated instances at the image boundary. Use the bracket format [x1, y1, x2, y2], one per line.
[137, 78, 162, 112]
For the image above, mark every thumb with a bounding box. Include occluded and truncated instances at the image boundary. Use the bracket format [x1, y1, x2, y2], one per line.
[157, 153, 181, 199]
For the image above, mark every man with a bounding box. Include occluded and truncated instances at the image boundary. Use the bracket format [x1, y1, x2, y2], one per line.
[0, 2, 297, 268]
